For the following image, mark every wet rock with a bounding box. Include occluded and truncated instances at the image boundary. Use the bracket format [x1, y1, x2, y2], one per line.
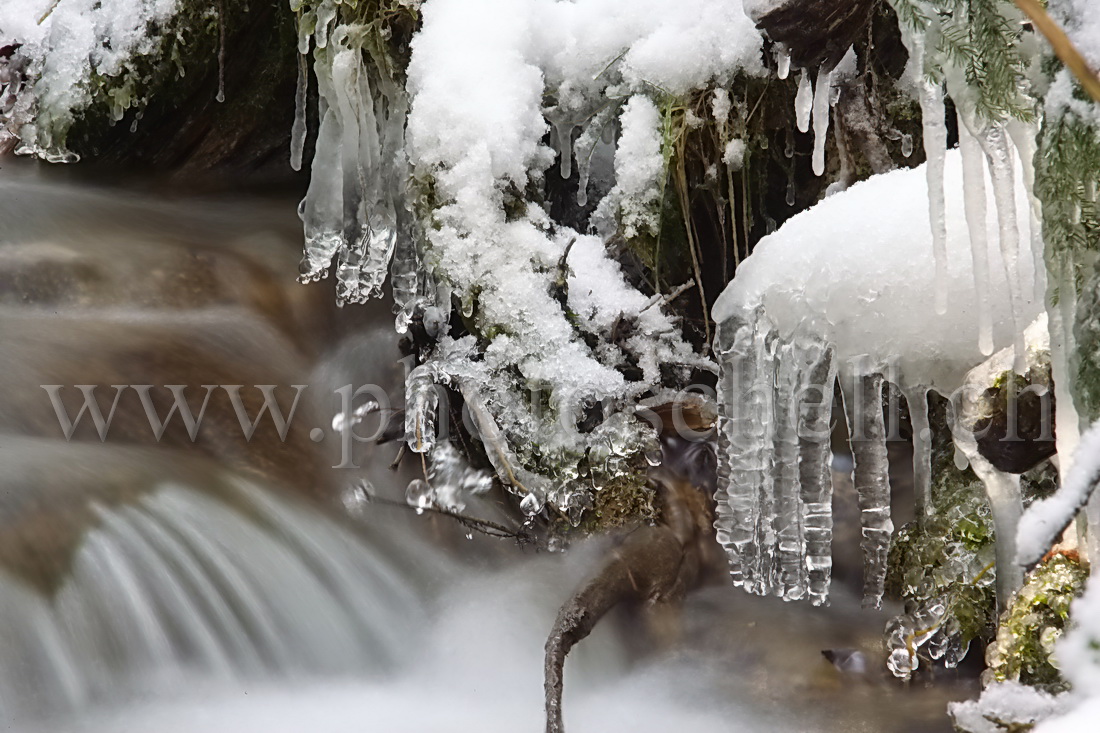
[963, 317, 1057, 475]
[750, 0, 875, 70]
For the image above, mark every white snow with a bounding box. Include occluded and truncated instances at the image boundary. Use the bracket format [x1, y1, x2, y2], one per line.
[608, 95, 664, 240]
[1017, 419, 1100, 564]
[723, 138, 746, 170]
[712, 149, 1041, 394]
[0, 0, 181, 160]
[399, 0, 762, 510]
[951, 681, 1068, 733]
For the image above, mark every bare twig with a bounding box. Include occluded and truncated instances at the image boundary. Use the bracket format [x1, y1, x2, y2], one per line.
[639, 280, 696, 314]
[367, 493, 534, 543]
[37, 0, 62, 24]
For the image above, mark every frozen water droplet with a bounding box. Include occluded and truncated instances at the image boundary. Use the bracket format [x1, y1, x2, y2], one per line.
[901, 133, 914, 158]
[405, 479, 432, 512]
[520, 492, 541, 516]
[341, 480, 373, 517]
[954, 445, 969, 471]
[795, 70, 812, 133]
[776, 45, 791, 80]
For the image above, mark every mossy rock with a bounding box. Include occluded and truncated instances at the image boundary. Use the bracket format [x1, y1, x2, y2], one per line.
[985, 554, 1088, 692]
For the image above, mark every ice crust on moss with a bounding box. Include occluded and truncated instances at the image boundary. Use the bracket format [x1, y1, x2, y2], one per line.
[1023, 563, 1100, 732]
[712, 150, 1041, 607]
[0, 0, 181, 160]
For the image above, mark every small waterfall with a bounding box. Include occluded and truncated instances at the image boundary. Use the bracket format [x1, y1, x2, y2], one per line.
[0, 478, 425, 724]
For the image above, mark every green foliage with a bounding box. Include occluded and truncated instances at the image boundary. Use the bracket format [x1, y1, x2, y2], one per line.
[1073, 257, 1100, 421]
[1037, 115, 1100, 261]
[890, 0, 1035, 122]
[985, 553, 1088, 691]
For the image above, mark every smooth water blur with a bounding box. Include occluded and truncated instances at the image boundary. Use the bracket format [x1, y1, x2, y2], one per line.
[0, 163, 969, 732]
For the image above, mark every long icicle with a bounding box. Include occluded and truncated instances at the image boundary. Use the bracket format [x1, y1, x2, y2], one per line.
[713, 310, 776, 591]
[907, 386, 933, 523]
[957, 111, 995, 356]
[773, 342, 805, 600]
[918, 76, 949, 315]
[798, 341, 836, 606]
[842, 369, 893, 609]
[977, 123, 1026, 375]
[810, 62, 835, 177]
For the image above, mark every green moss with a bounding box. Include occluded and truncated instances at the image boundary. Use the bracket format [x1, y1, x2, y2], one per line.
[985, 554, 1088, 692]
[571, 460, 657, 534]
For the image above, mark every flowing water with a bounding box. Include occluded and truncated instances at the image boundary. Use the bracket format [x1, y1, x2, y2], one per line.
[0, 162, 972, 732]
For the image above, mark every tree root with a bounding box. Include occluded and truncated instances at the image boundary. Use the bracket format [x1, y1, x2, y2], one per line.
[543, 475, 717, 733]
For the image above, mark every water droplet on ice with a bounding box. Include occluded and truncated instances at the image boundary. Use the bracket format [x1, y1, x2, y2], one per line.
[901, 133, 914, 158]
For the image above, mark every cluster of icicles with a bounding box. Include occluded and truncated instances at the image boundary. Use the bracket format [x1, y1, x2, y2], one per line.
[715, 19, 1049, 619]
[290, 9, 439, 332]
[714, 311, 893, 608]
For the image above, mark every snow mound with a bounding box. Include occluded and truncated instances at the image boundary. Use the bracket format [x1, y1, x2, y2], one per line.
[713, 148, 1041, 393]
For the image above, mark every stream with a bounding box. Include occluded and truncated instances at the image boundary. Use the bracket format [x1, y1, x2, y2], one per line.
[0, 161, 975, 732]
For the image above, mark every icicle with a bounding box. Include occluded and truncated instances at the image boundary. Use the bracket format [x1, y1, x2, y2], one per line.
[907, 386, 932, 521]
[773, 343, 806, 600]
[775, 44, 791, 80]
[976, 123, 1026, 375]
[573, 105, 615, 208]
[1046, 254, 1083, 487]
[298, 104, 344, 283]
[841, 369, 893, 609]
[713, 310, 776, 590]
[1006, 120, 1047, 303]
[811, 63, 834, 177]
[404, 365, 439, 454]
[290, 52, 309, 172]
[797, 340, 836, 606]
[901, 133, 913, 158]
[354, 79, 397, 303]
[951, 430, 1023, 610]
[795, 70, 812, 133]
[391, 233, 421, 334]
[331, 48, 372, 304]
[557, 120, 574, 179]
[957, 112, 995, 356]
[918, 78, 949, 315]
[545, 109, 575, 180]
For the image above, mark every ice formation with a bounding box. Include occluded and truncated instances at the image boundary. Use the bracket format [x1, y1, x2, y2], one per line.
[0, 0, 182, 160]
[293, 18, 407, 309]
[712, 150, 1041, 607]
[286, 0, 766, 516]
